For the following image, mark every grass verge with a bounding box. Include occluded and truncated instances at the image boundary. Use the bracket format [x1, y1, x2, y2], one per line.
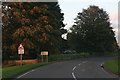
[103, 58, 119, 76]
[2, 62, 50, 79]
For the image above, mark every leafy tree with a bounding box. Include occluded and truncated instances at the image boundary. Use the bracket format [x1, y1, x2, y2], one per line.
[68, 6, 119, 54]
[2, 2, 66, 60]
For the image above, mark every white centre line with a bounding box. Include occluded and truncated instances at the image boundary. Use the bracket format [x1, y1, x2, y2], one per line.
[82, 61, 87, 63]
[73, 66, 76, 71]
[72, 72, 77, 80]
[72, 63, 82, 80]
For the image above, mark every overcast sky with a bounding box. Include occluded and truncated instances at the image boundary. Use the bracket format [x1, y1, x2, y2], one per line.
[58, 0, 119, 44]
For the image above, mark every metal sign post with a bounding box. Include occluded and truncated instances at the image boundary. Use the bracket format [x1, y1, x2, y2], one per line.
[18, 43, 24, 65]
[20, 54, 22, 65]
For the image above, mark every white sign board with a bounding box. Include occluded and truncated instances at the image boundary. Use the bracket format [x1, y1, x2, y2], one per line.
[18, 43, 24, 54]
[41, 51, 48, 55]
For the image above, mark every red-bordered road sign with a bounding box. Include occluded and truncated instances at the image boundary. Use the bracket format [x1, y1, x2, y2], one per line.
[18, 43, 24, 54]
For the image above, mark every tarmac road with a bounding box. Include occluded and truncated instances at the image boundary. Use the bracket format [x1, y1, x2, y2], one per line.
[16, 56, 119, 80]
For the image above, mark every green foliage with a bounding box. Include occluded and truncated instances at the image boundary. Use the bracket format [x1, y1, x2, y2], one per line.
[67, 5, 119, 54]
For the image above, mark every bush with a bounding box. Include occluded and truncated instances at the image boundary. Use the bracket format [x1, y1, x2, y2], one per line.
[37, 53, 88, 62]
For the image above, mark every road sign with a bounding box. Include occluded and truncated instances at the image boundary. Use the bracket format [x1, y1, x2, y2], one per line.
[41, 51, 48, 63]
[18, 43, 24, 65]
[18, 43, 24, 54]
[41, 51, 48, 55]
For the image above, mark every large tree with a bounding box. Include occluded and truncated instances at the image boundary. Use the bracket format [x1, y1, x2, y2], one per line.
[68, 6, 118, 54]
[2, 2, 66, 60]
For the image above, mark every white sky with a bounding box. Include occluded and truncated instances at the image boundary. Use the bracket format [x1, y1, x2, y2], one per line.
[58, 0, 119, 44]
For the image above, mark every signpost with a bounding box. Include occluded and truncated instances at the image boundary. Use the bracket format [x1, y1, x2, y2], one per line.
[41, 51, 48, 63]
[18, 43, 24, 65]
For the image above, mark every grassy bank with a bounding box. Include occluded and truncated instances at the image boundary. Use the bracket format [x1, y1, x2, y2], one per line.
[2, 62, 50, 79]
[103, 59, 119, 76]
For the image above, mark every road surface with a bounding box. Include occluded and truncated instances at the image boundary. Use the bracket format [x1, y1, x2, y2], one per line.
[16, 57, 119, 80]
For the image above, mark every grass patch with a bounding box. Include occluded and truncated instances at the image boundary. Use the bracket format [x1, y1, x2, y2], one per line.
[2, 62, 50, 79]
[103, 59, 119, 75]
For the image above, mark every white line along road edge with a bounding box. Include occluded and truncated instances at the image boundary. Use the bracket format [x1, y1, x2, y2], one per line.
[17, 69, 35, 78]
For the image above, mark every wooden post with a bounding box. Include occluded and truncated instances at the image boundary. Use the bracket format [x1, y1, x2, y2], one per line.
[46, 55, 48, 63]
[41, 55, 43, 62]
[20, 54, 22, 65]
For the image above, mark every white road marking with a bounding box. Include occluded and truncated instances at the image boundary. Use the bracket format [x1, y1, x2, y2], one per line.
[17, 69, 35, 78]
[72, 72, 77, 80]
[17, 72, 30, 78]
[73, 66, 76, 71]
[82, 61, 87, 63]
[72, 63, 82, 80]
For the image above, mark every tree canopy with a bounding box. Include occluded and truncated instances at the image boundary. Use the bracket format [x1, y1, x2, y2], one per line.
[2, 2, 66, 60]
[67, 5, 119, 54]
